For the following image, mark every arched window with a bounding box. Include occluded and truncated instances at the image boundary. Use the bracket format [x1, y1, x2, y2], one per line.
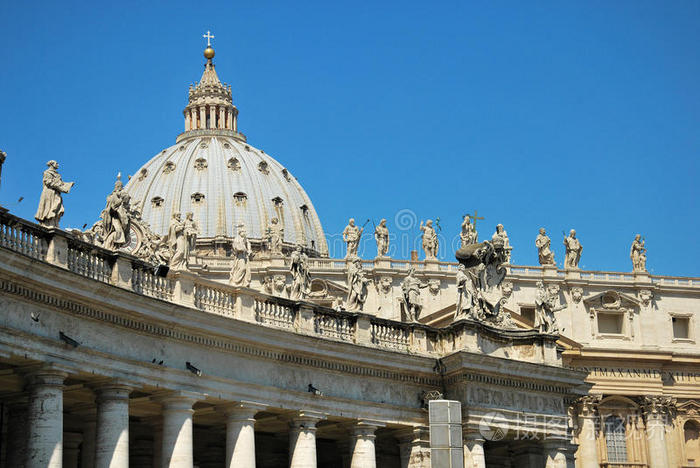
[604, 415, 627, 462]
[191, 193, 205, 204]
[233, 192, 247, 207]
[685, 420, 700, 465]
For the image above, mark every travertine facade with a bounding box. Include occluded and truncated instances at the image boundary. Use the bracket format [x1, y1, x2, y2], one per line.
[1, 38, 698, 468]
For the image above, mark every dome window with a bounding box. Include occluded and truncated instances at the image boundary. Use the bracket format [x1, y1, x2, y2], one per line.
[282, 168, 291, 181]
[227, 157, 241, 172]
[223, 142, 231, 149]
[272, 197, 284, 207]
[245, 145, 251, 151]
[163, 162, 176, 174]
[258, 161, 269, 174]
[151, 197, 164, 208]
[300, 204, 309, 216]
[234, 192, 247, 207]
[179, 145, 186, 151]
[137, 168, 148, 181]
[194, 158, 208, 170]
[200, 141, 208, 149]
[191, 192, 206, 204]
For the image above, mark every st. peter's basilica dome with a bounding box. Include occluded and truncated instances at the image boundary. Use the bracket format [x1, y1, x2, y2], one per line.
[123, 45, 328, 256]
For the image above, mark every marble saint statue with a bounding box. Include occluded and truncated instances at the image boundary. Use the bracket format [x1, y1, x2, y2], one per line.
[289, 245, 311, 300]
[0, 149, 5, 188]
[454, 264, 478, 320]
[630, 234, 647, 272]
[229, 225, 252, 287]
[343, 218, 363, 258]
[184, 212, 199, 254]
[374, 218, 389, 257]
[265, 217, 284, 255]
[460, 215, 478, 247]
[420, 219, 439, 259]
[34, 160, 74, 228]
[167, 212, 188, 271]
[563, 229, 583, 270]
[101, 177, 132, 251]
[535, 228, 555, 266]
[346, 257, 370, 311]
[534, 281, 565, 334]
[491, 224, 511, 263]
[401, 267, 427, 322]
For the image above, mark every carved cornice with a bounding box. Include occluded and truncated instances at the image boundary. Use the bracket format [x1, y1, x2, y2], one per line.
[0, 278, 440, 387]
[444, 370, 573, 395]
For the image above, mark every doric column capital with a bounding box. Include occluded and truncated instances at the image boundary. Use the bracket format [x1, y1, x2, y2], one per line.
[92, 380, 133, 402]
[349, 419, 385, 439]
[221, 401, 267, 421]
[152, 390, 202, 411]
[289, 410, 325, 431]
[24, 366, 68, 388]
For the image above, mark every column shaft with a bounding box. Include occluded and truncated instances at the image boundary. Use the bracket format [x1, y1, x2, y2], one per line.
[82, 419, 97, 468]
[218, 107, 225, 129]
[289, 412, 324, 468]
[208, 106, 216, 129]
[26, 370, 66, 468]
[225, 404, 264, 468]
[95, 384, 131, 468]
[577, 415, 599, 468]
[63, 432, 83, 468]
[349, 422, 382, 468]
[159, 395, 197, 468]
[543, 441, 568, 468]
[199, 107, 206, 130]
[646, 415, 669, 468]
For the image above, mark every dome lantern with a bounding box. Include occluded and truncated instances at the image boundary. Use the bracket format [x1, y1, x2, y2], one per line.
[181, 31, 244, 142]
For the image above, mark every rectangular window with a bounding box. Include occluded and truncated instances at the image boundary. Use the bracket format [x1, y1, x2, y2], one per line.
[598, 313, 623, 334]
[519, 306, 535, 324]
[673, 317, 690, 339]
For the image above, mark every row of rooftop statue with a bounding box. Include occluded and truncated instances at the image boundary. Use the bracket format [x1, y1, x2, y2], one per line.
[31, 160, 649, 333]
[343, 215, 648, 272]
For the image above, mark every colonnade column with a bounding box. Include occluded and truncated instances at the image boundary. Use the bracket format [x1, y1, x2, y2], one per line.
[576, 396, 600, 468]
[223, 401, 267, 468]
[81, 415, 97, 468]
[218, 106, 225, 129]
[643, 397, 673, 468]
[156, 392, 200, 468]
[95, 383, 132, 468]
[463, 432, 486, 468]
[289, 411, 325, 468]
[349, 420, 385, 468]
[25, 367, 67, 468]
[396, 427, 430, 468]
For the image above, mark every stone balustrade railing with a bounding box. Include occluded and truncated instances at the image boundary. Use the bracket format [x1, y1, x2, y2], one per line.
[0, 211, 695, 366]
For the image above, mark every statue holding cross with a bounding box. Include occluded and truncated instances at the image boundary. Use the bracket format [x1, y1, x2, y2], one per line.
[460, 211, 483, 247]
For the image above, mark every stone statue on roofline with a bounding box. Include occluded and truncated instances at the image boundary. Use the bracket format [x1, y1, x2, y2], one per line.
[0, 149, 6, 189]
[460, 215, 478, 247]
[420, 219, 439, 259]
[491, 223, 511, 263]
[374, 218, 389, 257]
[454, 233, 517, 328]
[563, 229, 583, 270]
[401, 267, 428, 322]
[534, 281, 566, 334]
[347, 257, 371, 311]
[343, 218, 363, 258]
[168, 212, 189, 271]
[630, 234, 647, 272]
[265, 217, 284, 255]
[535, 228, 555, 266]
[102, 175, 132, 251]
[184, 212, 199, 254]
[35, 160, 74, 228]
[289, 245, 311, 300]
[229, 224, 252, 287]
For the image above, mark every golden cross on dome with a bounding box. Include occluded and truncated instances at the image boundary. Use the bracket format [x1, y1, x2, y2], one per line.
[203, 30, 215, 47]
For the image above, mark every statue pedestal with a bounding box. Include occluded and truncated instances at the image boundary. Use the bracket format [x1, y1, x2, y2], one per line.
[564, 268, 580, 280]
[634, 270, 652, 284]
[269, 254, 286, 268]
[542, 265, 558, 279]
[424, 258, 440, 271]
[374, 256, 391, 269]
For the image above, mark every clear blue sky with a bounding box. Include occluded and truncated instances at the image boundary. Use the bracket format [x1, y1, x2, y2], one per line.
[1, 1, 698, 275]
